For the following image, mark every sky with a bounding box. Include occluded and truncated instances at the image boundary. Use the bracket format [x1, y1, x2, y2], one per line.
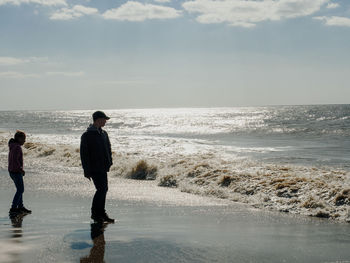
[0, 0, 350, 110]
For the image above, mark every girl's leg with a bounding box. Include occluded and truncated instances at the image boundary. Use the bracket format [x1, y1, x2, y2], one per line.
[18, 193, 24, 208]
[9, 173, 24, 209]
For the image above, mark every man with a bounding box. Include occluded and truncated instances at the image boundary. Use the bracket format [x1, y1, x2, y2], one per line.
[80, 111, 114, 223]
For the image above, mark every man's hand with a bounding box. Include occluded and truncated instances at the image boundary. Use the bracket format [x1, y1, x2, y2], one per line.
[22, 170, 25, 176]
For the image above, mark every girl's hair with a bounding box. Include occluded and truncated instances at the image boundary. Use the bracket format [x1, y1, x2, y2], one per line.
[14, 130, 26, 141]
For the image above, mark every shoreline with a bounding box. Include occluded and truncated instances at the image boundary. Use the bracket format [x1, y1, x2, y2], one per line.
[1, 131, 350, 222]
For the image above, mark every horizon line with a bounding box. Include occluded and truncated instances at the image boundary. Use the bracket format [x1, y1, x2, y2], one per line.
[0, 103, 349, 112]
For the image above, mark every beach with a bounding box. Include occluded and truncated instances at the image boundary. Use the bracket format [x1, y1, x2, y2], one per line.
[2, 0, 350, 260]
[1, 170, 350, 263]
[0, 106, 350, 262]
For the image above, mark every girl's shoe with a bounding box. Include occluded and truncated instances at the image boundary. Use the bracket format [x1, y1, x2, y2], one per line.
[19, 207, 32, 214]
[9, 208, 20, 214]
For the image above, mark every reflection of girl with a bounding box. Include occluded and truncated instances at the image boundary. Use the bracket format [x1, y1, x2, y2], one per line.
[8, 131, 31, 215]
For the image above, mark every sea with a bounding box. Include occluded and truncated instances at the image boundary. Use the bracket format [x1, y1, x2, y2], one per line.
[0, 104, 349, 170]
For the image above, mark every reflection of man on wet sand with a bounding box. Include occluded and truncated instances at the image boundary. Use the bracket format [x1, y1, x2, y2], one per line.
[80, 222, 107, 263]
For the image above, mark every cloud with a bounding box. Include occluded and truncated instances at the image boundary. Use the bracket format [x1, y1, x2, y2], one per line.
[0, 71, 40, 78]
[326, 2, 339, 9]
[46, 71, 85, 76]
[154, 0, 171, 3]
[0, 57, 28, 65]
[0, 56, 48, 65]
[314, 16, 350, 27]
[27, 56, 49, 63]
[102, 1, 182, 21]
[0, 0, 67, 6]
[182, 0, 329, 28]
[102, 80, 150, 85]
[50, 4, 98, 20]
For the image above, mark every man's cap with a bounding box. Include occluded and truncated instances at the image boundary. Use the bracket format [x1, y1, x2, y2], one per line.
[93, 111, 110, 121]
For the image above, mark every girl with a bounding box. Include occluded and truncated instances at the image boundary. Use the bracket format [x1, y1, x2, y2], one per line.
[8, 131, 31, 215]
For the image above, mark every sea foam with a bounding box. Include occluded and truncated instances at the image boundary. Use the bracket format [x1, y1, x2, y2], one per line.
[1, 133, 349, 222]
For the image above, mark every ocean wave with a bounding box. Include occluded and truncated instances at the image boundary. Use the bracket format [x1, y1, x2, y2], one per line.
[1, 134, 349, 222]
[1, 106, 349, 139]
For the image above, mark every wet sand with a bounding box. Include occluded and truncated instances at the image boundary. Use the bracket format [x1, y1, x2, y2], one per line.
[1, 172, 350, 263]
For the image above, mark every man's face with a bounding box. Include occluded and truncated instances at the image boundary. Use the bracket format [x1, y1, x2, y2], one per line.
[100, 118, 107, 127]
[95, 118, 107, 127]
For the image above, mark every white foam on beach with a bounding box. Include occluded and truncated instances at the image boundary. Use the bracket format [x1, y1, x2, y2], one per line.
[0, 134, 230, 207]
[0, 133, 349, 221]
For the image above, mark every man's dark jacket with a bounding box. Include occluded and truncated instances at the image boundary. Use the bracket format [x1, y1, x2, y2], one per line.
[80, 125, 113, 178]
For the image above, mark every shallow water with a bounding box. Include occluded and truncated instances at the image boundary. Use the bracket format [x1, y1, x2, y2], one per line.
[1, 168, 350, 263]
[1, 188, 350, 263]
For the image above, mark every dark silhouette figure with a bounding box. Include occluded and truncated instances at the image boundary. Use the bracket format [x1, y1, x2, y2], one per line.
[80, 111, 114, 223]
[8, 130, 31, 215]
[80, 222, 108, 263]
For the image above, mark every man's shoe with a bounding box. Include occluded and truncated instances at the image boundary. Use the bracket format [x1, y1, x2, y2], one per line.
[19, 207, 32, 214]
[103, 213, 115, 223]
[91, 214, 104, 223]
